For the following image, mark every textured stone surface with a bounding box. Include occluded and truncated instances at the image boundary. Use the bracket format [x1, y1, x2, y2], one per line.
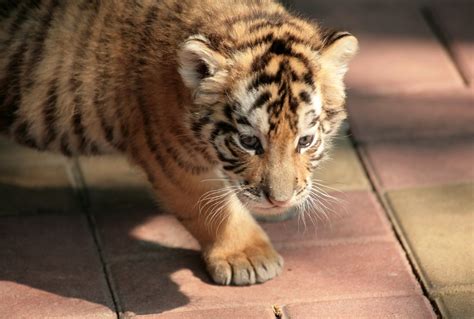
[361, 139, 474, 190]
[0, 138, 80, 215]
[0, 136, 64, 164]
[262, 191, 391, 247]
[284, 295, 435, 319]
[313, 136, 370, 191]
[0, 214, 115, 318]
[437, 292, 474, 319]
[78, 155, 153, 209]
[431, 1, 474, 85]
[122, 305, 276, 318]
[386, 184, 474, 289]
[291, 1, 463, 93]
[347, 90, 474, 142]
[97, 211, 200, 259]
[108, 242, 421, 315]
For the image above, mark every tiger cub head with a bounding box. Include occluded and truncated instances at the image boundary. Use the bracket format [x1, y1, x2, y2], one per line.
[178, 22, 358, 216]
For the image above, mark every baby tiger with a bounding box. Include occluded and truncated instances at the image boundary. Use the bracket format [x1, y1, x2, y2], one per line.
[0, 0, 358, 285]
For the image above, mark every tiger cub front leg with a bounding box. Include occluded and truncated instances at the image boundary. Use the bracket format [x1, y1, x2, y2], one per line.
[177, 190, 283, 286]
[204, 199, 283, 285]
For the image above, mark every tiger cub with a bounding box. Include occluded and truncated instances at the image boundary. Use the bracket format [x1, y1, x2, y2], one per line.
[0, 0, 358, 285]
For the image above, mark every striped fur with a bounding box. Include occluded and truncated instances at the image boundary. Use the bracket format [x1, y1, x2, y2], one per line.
[0, 0, 358, 286]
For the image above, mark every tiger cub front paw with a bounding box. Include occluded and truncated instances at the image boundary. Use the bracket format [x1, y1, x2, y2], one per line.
[204, 243, 283, 286]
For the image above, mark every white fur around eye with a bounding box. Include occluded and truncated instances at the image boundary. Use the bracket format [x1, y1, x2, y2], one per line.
[311, 93, 323, 114]
[297, 91, 323, 134]
[295, 127, 320, 153]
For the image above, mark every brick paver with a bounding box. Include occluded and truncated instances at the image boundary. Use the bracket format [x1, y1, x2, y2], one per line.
[142, 306, 277, 319]
[347, 90, 474, 142]
[283, 295, 436, 319]
[291, 0, 464, 93]
[0, 214, 115, 318]
[437, 292, 474, 319]
[0, 137, 81, 216]
[360, 138, 474, 190]
[261, 191, 391, 245]
[106, 241, 427, 316]
[313, 136, 370, 191]
[386, 184, 474, 291]
[430, 1, 474, 86]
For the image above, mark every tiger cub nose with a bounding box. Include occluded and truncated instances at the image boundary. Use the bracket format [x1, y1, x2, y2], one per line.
[268, 197, 292, 208]
[264, 190, 292, 208]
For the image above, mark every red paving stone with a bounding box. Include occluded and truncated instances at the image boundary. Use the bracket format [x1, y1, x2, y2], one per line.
[0, 214, 115, 318]
[262, 191, 392, 246]
[94, 188, 431, 316]
[284, 295, 436, 319]
[138, 306, 276, 319]
[346, 89, 474, 142]
[431, 1, 474, 85]
[291, 0, 463, 93]
[97, 209, 200, 259]
[360, 138, 474, 190]
[108, 242, 423, 316]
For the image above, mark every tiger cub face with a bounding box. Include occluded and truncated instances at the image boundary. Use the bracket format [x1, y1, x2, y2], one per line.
[179, 30, 358, 216]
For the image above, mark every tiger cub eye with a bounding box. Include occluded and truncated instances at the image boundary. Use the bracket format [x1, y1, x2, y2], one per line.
[239, 134, 261, 151]
[298, 135, 314, 149]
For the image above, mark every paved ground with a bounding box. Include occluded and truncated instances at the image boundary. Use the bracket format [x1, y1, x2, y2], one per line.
[0, 0, 473, 318]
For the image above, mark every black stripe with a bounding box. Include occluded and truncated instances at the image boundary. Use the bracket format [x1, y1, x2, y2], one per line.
[0, 40, 28, 131]
[88, 142, 99, 155]
[223, 104, 234, 122]
[299, 91, 311, 104]
[60, 133, 72, 156]
[323, 31, 351, 48]
[25, 0, 60, 90]
[72, 109, 86, 151]
[14, 121, 37, 148]
[236, 32, 317, 52]
[94, 10, 116, 147]
[249, 91, 271, 112]
[164, 142, 209, 175]
[210, 121, 238, 142]
[171, 125, 218, 165]
[2, 0, 41, 45]
[236, 117, 251, 126]
[224, 137, 240, 158]
[224, 12, 285, 27]
[329, 32, 351, 45]
[42, 78, 58, 147]
[233, 165, 248, 175]
[191, 111, 213, 136]
[215, 150, 239, 165]
[235, 33, 274, 51]
[248, 68, 283, 91]
[0, 0, 22, 18]
[70, 1, 100, 153]
[133, 5, 183, 185]
[247, 19, 305, 33]
[289, 94, 299, 112]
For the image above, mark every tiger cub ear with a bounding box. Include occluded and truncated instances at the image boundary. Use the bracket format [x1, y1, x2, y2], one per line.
[178, 35, 227, 90]
[320, 30, 359, 76]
